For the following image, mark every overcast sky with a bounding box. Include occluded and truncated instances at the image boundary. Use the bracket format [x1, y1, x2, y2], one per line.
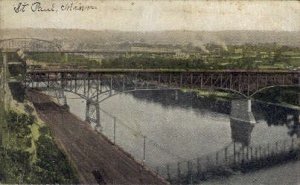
[1, 0, 299, 31]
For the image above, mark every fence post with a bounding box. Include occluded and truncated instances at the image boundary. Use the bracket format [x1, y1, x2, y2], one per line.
[187, 161, 192, 184]
[255, 147, 258, 161]
[291, 138, 294, 151]
[167, 164, 171, 181]
[197, 158, 201, 176]
[143, 136, 146, 163]
[206, 156, 210, 170]
[250, 147, 253, 161]
[113, 117, 116, 144]
[241, 148, 245, 164]
[216, 152, 219, 165]
[177, 162, 181, 182]
[267, 143, 270, 158]
[246, 146, 249, 161]
[233, 142, 236, 164]
[225, 147, 228, 164]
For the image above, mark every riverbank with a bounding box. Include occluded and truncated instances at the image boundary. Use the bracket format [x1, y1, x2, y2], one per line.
[27, 89, 169, 184]
[201, 160, 300, 185]
[183, 86, 300, 109]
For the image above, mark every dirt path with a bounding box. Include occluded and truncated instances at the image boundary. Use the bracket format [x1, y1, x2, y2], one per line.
[27, 90, 168, 185]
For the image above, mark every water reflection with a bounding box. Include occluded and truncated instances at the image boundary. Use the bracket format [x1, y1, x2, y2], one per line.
[254, 103, 300, 138]
[54, 88, 299, 169]
[129, 90, 299, 145]
[131, 90, 231, 114]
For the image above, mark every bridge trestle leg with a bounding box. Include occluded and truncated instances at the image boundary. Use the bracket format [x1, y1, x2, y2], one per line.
[247, 99, 252, 112]
[95, 103, 101, 131]
[56, 88, 68, 109]
[110, 77, 113, 96]
[85, 99, 102, 131]
[85, 100, 90, 122]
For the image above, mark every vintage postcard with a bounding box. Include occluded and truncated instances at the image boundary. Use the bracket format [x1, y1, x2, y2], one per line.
[0, 0, 299, 184]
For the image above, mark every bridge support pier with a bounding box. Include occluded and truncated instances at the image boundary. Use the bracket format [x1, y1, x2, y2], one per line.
[85, 99, 101, 131]
[57, 89, 68, 109]
[85, 100, 90, 122]
[230, 99, 256, 146]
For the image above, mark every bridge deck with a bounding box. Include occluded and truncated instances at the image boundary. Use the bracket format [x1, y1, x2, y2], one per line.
[27, 90, 168, 185]
[27, 68, 300, 74]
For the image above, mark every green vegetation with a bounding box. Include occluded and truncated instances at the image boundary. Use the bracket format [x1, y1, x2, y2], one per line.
[0, 52, 78, 183]
[29, 53, 101, 68]
[0, 108, 78, 183]
[102, 55, 209, 69]
[27, 43, 300, 70]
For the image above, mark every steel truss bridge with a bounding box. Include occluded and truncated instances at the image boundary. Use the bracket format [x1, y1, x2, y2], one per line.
[2, 38, 300, 184]
[2, 38, 300, 130]
[25, 69, 300, 129]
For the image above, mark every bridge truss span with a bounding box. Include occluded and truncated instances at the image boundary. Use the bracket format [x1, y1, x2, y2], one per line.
[26, 70, 300, 97]
[26, 70, 182, 129]
[25, 70, 300, 130]
[0, 38, 62, 52]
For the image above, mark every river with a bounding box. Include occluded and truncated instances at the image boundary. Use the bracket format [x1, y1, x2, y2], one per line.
[44, 89, 300, 184]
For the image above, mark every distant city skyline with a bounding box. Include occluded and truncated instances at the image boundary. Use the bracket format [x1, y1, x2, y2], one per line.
[1, 0, 299, 32]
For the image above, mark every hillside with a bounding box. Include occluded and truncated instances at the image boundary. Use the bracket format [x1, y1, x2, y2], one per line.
[1, 28, 300, 47]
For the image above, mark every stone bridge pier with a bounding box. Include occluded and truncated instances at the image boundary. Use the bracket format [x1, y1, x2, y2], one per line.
[57, 88, 68, 109]
[230, 99, 256, 146]
[85, 99, 101, 131]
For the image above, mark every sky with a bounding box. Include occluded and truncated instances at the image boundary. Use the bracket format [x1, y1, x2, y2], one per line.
[0, 0, 300, 31]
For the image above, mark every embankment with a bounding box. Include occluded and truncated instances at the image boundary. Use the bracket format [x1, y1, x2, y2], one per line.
[27, 89, 168, 185]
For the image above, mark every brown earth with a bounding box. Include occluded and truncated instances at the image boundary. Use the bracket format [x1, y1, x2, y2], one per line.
[27, 89, 168, 185]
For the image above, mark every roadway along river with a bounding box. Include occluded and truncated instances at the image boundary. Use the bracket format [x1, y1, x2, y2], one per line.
[45, 89, 299, 184]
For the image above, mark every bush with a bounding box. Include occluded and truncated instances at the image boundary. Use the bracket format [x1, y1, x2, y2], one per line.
[6, 111, 34, 136]
[35, 135, 78, 184]
[39, 126, 50, 135]
[0, 147, 31, 183]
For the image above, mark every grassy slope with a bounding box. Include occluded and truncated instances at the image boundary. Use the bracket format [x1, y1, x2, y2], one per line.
[0, 54, 78, 183]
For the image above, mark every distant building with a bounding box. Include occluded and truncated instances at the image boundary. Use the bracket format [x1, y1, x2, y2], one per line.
[234, 48, 243, 54]
[174, 49, 190, 59]
[259, 51, 269, 58]
[130, 46, 173, 53]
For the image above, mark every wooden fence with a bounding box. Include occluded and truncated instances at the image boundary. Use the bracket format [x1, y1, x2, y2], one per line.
[156, 138, 300, 184]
